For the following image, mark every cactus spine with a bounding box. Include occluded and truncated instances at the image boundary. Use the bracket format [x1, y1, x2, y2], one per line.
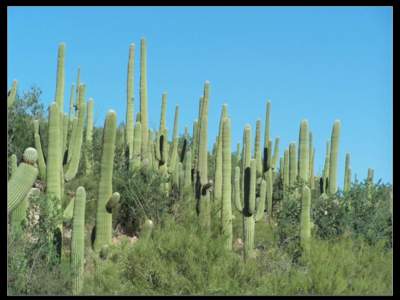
[85, 98, 94, 175]
[33, 120, 46, 180]
[328, 120, 341, 195]
[300, 185, 312, 256]
[8, 148, 39, 213]
[140, 38, 149, 161]
[7, 80, 18, 108]
[65, 85, 86, 181]
[298, 120, 309, 183]
[71, 186, 86, 295]
[344, 153, 351, 193]
[221, 117, 232, 249]
[254, 119, 263, 176]
[94, 110, 117, 252]
[289, 143, 297, 187]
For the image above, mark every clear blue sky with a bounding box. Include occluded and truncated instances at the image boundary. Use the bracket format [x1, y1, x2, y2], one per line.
[8, 6, 393, 187]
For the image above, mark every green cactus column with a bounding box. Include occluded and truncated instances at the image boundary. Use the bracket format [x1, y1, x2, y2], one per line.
[283, 149, 289, 194]
[139, 38, 149, 161]
[310, 147, 315, 190]
[125, 44, 135, 170]
[308, 132, 314, 188]
[141, 219, 154, 241]
[47, 103, 62, 200]
[94, 110, 117, 252]
[71, 186, 86, 295]
[11, 187, 40, 234]
[74, 67, 81, 116]
[183, 150, 192, 196]
[196, 81, 211, 230]
[10, 154, 17, 176]
[344, 153, 351, 193]
[265, 169, 273, 224]
[328, 120, 341, 195]
[214, 104, 228, 220]
[33, 120, 47, 180]
[65, 86, 86, 181]
[132, 121, 142, 170]
[54, 44, 65, 167]
[241, 125, 252, 202]
[289, 143, 297, 187]
[298, 120, 309, 183]
[85, 98, 94, 175]
[8, 148, 39, 213]
[322, 141, 330, 194]
[221, 117, 232, 249]
[243, 160, 256, 259]
[62, 113, 69, 155]
[254, 119, 263, 177]
[68, 84, 75, 122]
[160, 93, 167, 133]
[169, 105, 180, 172]
[263, 100, 271, 172]
[7, 80, 18, 108]
[271, 137, 280, 171]
[300, 185, 312, 257]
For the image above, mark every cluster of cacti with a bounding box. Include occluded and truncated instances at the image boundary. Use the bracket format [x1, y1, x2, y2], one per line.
[7, 39, 385, 297]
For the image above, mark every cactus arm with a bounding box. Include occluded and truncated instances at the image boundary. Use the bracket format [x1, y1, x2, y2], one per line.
[85, 98, 94, 175]
[63, 197, 75, 222]
[106, 192, 120, 213]
[169, 105, 180, 172]
[265, 169, 273, 223]
[271, 137, 280, 170]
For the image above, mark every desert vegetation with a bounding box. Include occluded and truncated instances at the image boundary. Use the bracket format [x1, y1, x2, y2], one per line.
[7, 40, 392, 295]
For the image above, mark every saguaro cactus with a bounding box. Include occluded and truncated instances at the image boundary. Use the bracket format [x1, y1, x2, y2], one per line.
[33, 120, 46, 180]
[85, 98, 94, 175]
[169, 105, 180, 172]
[298, 120, 309, 183]
[322, 141, 330, 193]
[11, 187, 40, 234]
[263, 100, 271, 172]
[140, 38, 149, 161]
[8, 148, 39, 213]
[344, 153, 351, 193]
[94, 110, 117, 252]
[283, 149, 289, 192]
[271, 137, 280, 171]
[300, 185, 312, 257]
[71, 186, 86, 295]
[234, 160, 266, 259]
[221, 117, 233, 249]
[254, 119, 263, 176]
[68, 84, 75, 122]
[289, 143, 297, 187]
[47, 102, 62, 200]
[126, 43, 135, 169]
[328, 120, 341, 195]
[7, 80, 18, 108]
[132, 121, 142, 170]
[265, 169, 273, 223]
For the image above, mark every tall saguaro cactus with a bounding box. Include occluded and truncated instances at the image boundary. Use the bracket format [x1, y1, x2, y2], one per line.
[289, 143, 297, 187]
[328, 120, 341, 195]
[254, 119, 263, 176]
[8, 148, 39, 213]
[71, 186, 86, 295]
[283, 149, 289, 191]
[132, 121, 142, 170]
[298, 120, 309, 183]
[94, 110, 117, 252]
[126, 43, 135, 168]
[140, 38, 149, 161]
[344, 153, 351, 193]
[169, 105, 180, 172]
[85, 98, 94, 175]
[271, 137, 280, 171]
[33, 119, 46, 180]
[322, 141, 330, 193]
[263, 100, 271, 172]
[221, 117, 232, 249]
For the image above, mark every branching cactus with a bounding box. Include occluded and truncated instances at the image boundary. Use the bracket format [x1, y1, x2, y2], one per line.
[71, 186, 86, 295]
[126, 43, 135, 168]
[183, 150, 192, 197]
[54, 43, 65, 162]
[328, 120, 341, 195]
[191, 119, 199, 173]
[8, 148, 39, 213]
[140, 38, 149, 161]
[221, 117, 233, 250]
[7, 80, 18, 108]
[94, 110, 117, 252]
[300, 185, 312, 257]
[234, 160, 267, 259]
[62, 113, 69, 154]
[65, 85, 86, 181]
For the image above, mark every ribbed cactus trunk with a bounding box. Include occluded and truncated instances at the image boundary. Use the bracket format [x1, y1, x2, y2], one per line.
[300, 185, 311, 257]
[191, 119, 199, 172]
[265, 168, 273, 223]
[68, 84, 75, 123]
[263, 100, 271, 172]
[132, 122, 142, 170]
[11, 188, 40, 234]
[55, 43, 65, 172]
[140, 38, 149, 161]
[298, 120, 309, 183]
[328, 120, 341, 195]
[221, 117, 232, 249]
[65, 86, 86, 181]
[241, 125, 252, 203]
[85, 98, 94, 175]
[126, 44, 135, 170]
[75, 67, 81, 116]
[283, 149, 289, 192]
[309, 132, 314, 188]
[289, 143, 297, 187]
[254, 119, 263, 177]
[169, 105, 180, 172]
[214, 105, 227, 220]
[344, 153, 351, 193]
[7, 80, 18, 108]
[8, 148, 38, 213]
[47, 103, 62, 201]
[271, 137, 280, 171]
[94, 110, 117, 252]
[310, 147, 315, 190]
[33, 120, 46, 180]
[322, 141, 330, 194]
[196, 82, 211, 230]
[243, 160, 256, 259]
[71, 186, 86, 295]
[183, 150, 192, 195]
